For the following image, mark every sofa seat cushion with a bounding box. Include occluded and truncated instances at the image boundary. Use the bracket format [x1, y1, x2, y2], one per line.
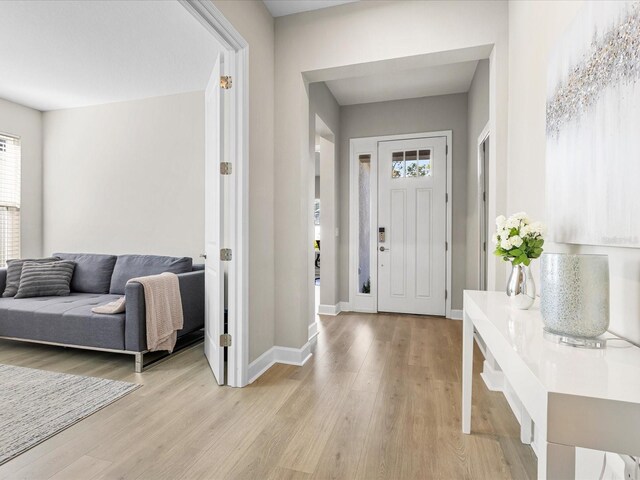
[0, 293, 126, 350]
[109, 254, 192, 295]
[53, 253, 118, 294]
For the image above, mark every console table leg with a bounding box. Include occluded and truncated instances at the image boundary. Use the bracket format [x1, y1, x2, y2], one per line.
[539, 442, 575, 480]
[520, 406, 533, 444]
[462, 311, 473, 434]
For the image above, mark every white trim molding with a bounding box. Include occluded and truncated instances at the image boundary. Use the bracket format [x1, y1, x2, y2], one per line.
[448, 309, 463, 320]
[248, 333, 318, 384]
[317, 303, 341, 316]
[308, 321, 318, 340]
[180, 0, 250, 387]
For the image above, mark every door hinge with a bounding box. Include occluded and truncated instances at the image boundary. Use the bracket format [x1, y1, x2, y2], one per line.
[445, 241, 448, 252]
[220, 333, 232, 347]
[446, 144, 449, 155]
[446, 193, 449, 203]
[220, 248, 233, 261]
[483, 242, 487, 252]
[445, 290, 448, 300]
[220, 162, 233, 175]
[482, 142, 486, 153]
[483, 191, 486, 202]
[220, 76, 232, 89]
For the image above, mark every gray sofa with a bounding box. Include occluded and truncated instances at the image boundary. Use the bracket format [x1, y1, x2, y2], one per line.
[0, 253, 204, 372]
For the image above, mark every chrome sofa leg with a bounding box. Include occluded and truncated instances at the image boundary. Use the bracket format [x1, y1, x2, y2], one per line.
[134, 352, 143, 373]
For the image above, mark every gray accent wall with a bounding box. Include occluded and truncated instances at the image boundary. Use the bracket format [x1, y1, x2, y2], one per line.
[339, 93, 469, 310]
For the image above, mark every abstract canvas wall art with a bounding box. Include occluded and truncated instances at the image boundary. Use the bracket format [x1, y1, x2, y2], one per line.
[546, 1, 640, 247]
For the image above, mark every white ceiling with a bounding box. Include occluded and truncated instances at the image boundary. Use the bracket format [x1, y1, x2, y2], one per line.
[0, 1, 221, 111]
[325, 60, 480, 106]
[263, 0, 358, 17]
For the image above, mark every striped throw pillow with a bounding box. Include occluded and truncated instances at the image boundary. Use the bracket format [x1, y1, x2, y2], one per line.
[2, 257, 60, 297]
[14, 261, 76, 299]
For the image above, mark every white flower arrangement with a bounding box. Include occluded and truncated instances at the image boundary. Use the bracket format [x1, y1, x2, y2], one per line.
[493, 212, 546, 266]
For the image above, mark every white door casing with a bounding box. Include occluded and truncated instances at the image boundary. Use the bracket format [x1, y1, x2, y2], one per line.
[377, 137, 447, 316]
[204, 53, 225, 385]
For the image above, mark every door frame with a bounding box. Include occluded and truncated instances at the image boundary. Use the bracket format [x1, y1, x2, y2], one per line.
[348, 131, 453, 318]
[180, 0, 249, 387]
[477, 122, 490, 291]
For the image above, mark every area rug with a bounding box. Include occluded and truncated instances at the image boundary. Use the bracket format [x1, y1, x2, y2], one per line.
[0, 363, 140, 465]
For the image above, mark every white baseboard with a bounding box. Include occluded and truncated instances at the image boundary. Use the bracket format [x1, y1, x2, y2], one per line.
[308, 321, 318, 340]
[248, 332, 319, 384]
[318, 303, 341, 316]
[339, 301, 351, 312]
[448, 309, 463, 320]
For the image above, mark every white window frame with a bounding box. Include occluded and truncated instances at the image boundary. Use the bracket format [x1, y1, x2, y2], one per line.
[0, 132, 21, 267]
[348, 131, 453, 318]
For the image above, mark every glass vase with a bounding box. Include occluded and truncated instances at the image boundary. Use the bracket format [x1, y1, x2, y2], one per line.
[506, 263, 536, 310]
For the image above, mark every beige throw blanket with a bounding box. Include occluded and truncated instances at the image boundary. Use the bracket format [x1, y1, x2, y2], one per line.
[92, 296, 126, 314]
[128, 272, 184, 352]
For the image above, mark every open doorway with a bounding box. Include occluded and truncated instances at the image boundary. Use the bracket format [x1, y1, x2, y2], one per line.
[312, 114, 338, 317]
[303, 47, 492, 320]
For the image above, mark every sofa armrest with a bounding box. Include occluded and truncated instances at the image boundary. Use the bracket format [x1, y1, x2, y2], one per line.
[0, 268, 6, 294]
[124, 270, 205, 352]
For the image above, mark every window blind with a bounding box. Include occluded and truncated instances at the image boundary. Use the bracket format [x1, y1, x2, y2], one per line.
[0, 133, 21, 266]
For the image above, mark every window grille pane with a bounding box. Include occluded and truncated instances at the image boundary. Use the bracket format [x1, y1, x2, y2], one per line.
[0, 134, 21, 266]
[418, 149, 432, 176]
[358, 154, 371, 294]
[392, 151, 404, 178]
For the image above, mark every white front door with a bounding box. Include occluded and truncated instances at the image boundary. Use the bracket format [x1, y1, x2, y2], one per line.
[377, 137, 447, 315]
[204, 54, 225, 385]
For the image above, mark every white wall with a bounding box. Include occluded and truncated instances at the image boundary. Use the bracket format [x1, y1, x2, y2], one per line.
[275, 0, 509, 350]
[43, 92, 204, 259]
[339, 93, 469, 310]
[508, 0, 640, 346]
[465, 60, 490, 292]
[0, 98, 43, 258]
[212, 0, 276, 362]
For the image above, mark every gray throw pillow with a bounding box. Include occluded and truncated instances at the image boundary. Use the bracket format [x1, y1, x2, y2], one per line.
[2, 257, 60, 297]
[52, 253, 117, 294]
[109, 254, 192, 295]
[14, 261, 76, 299]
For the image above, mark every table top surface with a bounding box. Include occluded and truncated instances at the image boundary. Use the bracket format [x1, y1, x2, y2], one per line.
[464, 290, 640, 405]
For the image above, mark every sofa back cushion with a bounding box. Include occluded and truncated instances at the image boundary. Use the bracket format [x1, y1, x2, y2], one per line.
[14, 260, 76, 299]
[53, 253, 118, 294]
[2, 257, 60, 297]
[109, 254, 193, 294]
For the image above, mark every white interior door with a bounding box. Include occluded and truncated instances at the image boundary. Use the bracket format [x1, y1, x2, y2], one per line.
[204, 54, 225, 385]
[377, 137, 447, 315]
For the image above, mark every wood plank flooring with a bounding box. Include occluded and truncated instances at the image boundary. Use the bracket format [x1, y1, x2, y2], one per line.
[0, 313, 536, 480]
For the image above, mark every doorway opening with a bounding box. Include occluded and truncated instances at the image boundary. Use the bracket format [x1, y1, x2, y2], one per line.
[312, 114, 338, 317]
[349, 131, 452, 316]
[183, 0, 249, 387]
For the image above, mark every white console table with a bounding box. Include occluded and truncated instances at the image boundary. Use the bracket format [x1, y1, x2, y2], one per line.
[462, 291, 640, 480]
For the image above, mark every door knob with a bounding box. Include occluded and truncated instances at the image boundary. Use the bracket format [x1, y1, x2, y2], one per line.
[200, 253, 207, 259]
[379, 246, 390, 252]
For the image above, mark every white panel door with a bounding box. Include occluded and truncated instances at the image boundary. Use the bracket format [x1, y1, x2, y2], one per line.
[378, 137, 447, 315]
[204, 54, 225, 385]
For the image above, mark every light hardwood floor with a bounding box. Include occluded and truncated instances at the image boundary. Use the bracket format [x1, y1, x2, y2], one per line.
[0, 312, 536, 480]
